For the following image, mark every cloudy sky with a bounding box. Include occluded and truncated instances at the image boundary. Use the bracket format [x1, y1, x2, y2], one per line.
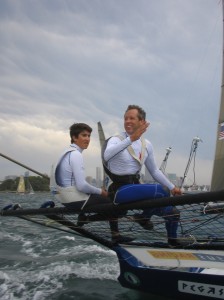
[0, 0, 222, 186]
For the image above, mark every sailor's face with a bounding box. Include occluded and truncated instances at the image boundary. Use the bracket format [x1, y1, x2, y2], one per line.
[73, 130, 91, 149]
[124, 109, 144, 135]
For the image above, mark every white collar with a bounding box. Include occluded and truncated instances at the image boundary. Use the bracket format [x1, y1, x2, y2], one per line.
[70, 143, 83, 153]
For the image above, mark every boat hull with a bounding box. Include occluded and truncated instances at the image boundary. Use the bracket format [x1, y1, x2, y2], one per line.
[115, 246, 224, 300]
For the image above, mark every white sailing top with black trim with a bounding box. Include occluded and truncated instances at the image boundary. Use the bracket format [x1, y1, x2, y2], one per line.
[104, 132, 174, 191]
[55, 144, 101, 205]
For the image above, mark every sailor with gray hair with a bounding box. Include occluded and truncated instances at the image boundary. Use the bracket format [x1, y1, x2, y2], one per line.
[103, 104, 182, 246]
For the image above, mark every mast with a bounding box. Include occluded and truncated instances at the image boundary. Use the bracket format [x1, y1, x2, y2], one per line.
[211, 0, 224, 191]
[180, 137, 202, 189]
[159, 147, 172, 174]
[97, 121, 106, 148]
[97, 122, 107, 187]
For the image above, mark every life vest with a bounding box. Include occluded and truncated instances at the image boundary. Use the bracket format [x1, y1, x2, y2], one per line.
[51, 147, 89, 208]
[101, 134, 146, 183]
[101, 135, 169, 204]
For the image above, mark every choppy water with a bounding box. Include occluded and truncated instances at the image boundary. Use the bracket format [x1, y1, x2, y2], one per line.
[0, 192, 171, 300]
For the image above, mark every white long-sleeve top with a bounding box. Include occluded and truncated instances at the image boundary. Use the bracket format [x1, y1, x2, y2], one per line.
[56, 144, 101, 195]
[103, 132, 175, 191]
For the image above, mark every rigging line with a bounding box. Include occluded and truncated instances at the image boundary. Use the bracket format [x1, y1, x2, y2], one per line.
[169, 2, 222, 147]
[192, 150, 197, 185]
[180, 137, 202, 188]
[178, 205, 210, 235]
[18, 216, 84, 237]
[18, 215, 116, 248]
[46, 214, 115, 249]
[0, 152, 49, 180]
[190, 1, 221, 86]
[19, 212, 165, 241]
[181, 214, 223, 235]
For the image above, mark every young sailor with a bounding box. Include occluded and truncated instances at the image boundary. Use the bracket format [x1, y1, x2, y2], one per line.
[54, 122, 133, 243]
[103, 105, 182, 246]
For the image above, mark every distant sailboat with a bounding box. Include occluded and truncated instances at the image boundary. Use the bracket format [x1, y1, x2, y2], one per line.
[17, 174, 34, 194]
[17, 176, 26, 194]
[26, 178, 34, 195]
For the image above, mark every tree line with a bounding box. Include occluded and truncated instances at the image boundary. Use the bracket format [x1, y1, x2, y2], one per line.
[0, 176, 50, 192]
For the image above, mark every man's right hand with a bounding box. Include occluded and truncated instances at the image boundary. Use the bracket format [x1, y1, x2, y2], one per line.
[130, 121, 150, 142]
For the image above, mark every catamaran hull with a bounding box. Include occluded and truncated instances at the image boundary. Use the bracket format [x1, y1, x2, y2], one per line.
[115, 247, 224, 300]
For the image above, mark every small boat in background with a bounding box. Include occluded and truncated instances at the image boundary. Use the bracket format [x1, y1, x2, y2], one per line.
[16, 172, 34, 195]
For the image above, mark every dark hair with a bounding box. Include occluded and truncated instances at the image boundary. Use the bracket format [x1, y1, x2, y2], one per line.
[125, 105, 146, 120]
[69, 123, 92, 143]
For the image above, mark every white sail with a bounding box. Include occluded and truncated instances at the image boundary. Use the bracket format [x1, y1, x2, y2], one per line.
[17, 174, 35, 194]
[16, 176, 26, 194]
[27, 179, 34, 194]
[97, 121, 109, 188]
[211, 1, 224, 191]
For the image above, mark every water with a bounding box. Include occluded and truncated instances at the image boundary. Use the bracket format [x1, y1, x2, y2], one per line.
[0, 192, 171, 300]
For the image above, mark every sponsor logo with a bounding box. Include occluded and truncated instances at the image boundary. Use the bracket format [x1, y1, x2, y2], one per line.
[195, 253, 224, 263]
[148, 250, 224, 263]
[148, 250, 198, 260]
[178, 280, 224, 299]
